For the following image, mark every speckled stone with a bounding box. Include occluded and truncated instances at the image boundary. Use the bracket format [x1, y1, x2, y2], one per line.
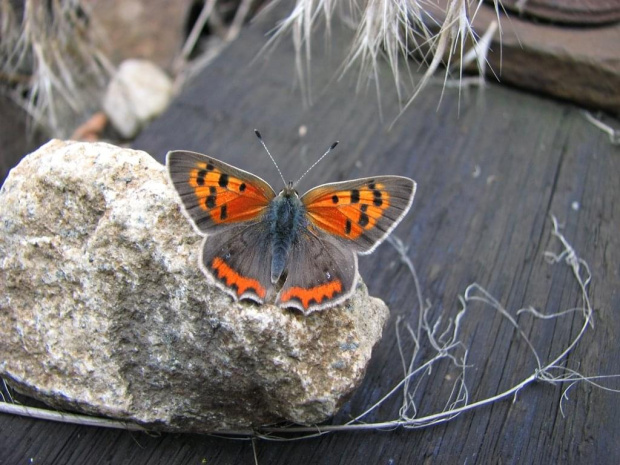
[0, 140, 389, 432]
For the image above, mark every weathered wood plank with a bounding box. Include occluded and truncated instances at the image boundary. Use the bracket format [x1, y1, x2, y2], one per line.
[0, 96, 47, 187]
[2, 2, 619, 464]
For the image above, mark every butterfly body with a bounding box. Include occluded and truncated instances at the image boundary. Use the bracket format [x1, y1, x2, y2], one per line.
[266, 185, 306, 284]
[167, 148, 416, 314]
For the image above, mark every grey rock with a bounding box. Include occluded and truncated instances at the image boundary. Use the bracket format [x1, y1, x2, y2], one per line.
[0, 140, 390, 432]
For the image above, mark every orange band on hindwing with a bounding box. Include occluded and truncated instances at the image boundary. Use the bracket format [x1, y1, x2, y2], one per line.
[279, 280, 343, 310]
[211, 257, 267, 299]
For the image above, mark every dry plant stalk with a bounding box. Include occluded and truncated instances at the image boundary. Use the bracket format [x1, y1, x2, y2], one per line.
[260, 0, 503, 121]
[0, 0, 113, 137]
[583, 111, 620, 145]
[1, 215, 617, 438]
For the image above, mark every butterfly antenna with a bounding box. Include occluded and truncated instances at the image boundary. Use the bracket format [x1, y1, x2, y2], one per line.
[295, 140, 339, 186]
[255, 129, 287, 186]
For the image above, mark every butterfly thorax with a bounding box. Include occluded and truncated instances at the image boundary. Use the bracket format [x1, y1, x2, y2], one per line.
[267, 186, 305, 284]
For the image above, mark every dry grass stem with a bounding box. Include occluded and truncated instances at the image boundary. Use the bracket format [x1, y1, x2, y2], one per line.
[173, 0, 260, 93]
[0, 0, 113, 137]
[583, 111, 620, 145]
[260, 0, 506, 122]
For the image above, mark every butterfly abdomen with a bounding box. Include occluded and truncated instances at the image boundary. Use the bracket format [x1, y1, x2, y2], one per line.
[268, 191, 306, 284]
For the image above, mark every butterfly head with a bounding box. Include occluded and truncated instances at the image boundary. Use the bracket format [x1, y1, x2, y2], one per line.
[278, 180, 299, 198]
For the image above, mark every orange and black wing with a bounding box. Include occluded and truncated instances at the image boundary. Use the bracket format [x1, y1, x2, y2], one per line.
[166, 150, 276, 234]
[302, 176, 416, 254]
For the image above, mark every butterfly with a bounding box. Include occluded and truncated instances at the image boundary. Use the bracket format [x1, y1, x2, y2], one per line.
[166, 133, 416, 314]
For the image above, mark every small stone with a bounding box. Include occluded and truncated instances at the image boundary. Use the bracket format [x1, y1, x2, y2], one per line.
[103, 60, 173, 139]
[0, 140, 390, 432]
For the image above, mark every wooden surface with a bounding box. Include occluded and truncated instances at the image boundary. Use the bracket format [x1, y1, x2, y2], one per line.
[430, 0, 620, 116]
[3, 4, 620, 464]
[0, 96, 47, 187]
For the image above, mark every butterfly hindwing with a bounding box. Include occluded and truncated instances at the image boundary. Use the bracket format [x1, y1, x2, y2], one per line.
[166, 150, 276, 234]
[201, 222, 273, 304]
[276, 228, 358, 313]
[302, 176, 416, 254]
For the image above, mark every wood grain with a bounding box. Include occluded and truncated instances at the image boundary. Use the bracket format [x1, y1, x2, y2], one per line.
[2, 3, 619, 464]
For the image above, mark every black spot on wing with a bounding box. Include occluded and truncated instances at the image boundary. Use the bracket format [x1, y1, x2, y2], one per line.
[373, 190, 383, 206]
[196, 170, 207, 186]
[359, 212, 369, 227]
[219, 173, 229, 188]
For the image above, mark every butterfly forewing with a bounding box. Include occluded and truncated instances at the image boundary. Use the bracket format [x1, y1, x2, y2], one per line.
[302, 176, 416, 254]
[166, 150, 276, 234]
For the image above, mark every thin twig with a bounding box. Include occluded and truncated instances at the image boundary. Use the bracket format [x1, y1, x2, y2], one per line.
[0, 402, 147, 431]
[175, 0, 218, 73]
[583, 111, 620, 145]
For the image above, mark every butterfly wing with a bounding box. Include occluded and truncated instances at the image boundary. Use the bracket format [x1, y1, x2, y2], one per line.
[276, 228, 357, 314]
[166, 150, 276, 234]
[302, 176, 416, 254]
[201, 222, 273, 304]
